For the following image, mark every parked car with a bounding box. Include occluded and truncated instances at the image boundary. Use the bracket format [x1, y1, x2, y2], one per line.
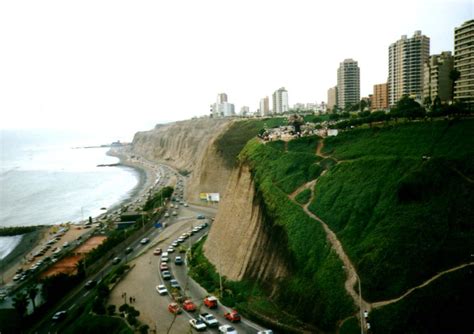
[257, 331, 274, 334]
[219, 324, 238, 334]
[167, 247, 175, 253]
[156, 284, 168, 295]
[189, 318, 207, 331]
[168, 302, 182, 314]
[160, 262, 169, 271]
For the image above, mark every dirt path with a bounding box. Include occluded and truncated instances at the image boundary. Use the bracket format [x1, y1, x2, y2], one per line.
[289, 179, 316, 200]
[316, 140, 328, 158]
[372, 262, 474, 309]
[451, 167, 474, 184]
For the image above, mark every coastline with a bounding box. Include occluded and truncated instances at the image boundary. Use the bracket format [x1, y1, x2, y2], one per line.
[0, 147, 160, 284]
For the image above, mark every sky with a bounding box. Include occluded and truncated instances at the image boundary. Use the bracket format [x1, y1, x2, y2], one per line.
[0, 0, 472, 139]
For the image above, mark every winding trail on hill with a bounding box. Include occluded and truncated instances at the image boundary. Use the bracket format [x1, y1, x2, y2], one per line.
[371, 262, 474, 309]
[289, 179, 316, 200]
[316, 140, 329, 158]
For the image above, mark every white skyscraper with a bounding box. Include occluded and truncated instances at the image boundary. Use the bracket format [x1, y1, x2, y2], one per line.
[272, 87, 289, 114]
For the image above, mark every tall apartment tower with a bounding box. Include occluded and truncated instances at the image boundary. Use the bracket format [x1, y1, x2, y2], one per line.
[217, 93, 228, 104]
[388, 31, 430, 106]
[272, 87, 289, 114]
[259, 96, 270, 116]
[372, 83, 389, 110]
[327, 86, 338, 111]
[454, 19, 474, 105]
[337, 59, 360, 110]
[423, 52, 454, 104]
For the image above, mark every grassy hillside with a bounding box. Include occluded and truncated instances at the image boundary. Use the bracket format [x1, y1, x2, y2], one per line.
[309, 119, 474, 303]
[239, 137, 355, 331]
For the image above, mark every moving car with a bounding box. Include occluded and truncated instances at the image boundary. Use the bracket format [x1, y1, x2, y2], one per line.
[140, 238, 150, 245]
[182, 299, 196, 312]
[52, 310, 67, 322]
[162, 271, 172, 280]
[156, 284, 168, 295]
[112, 257, 121, 264]
[224, 310, 241, 323]
[125, 246, 133, 254]
[85, 280, 96, 289]
[189, 318, 207, 331]
[153, 248, 162, 255]
[219, 324, 238, 334]
[174, 256, 183, 265]
[199, 313, 219, 327]
[197, 214, 205, 219]
[170, 279, 180, 289]
[168, 302, 182, 314]
[257, 331, 274, 334]
[203, 296, 218, 309]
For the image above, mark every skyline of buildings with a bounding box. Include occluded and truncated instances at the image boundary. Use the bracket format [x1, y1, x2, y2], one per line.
[210, 19, 471, 117]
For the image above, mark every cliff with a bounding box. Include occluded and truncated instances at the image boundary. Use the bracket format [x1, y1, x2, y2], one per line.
[203, 164, 289, 292]
[130, 118, 234, 203]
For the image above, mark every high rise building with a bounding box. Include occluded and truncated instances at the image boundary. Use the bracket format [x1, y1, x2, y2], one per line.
[272, 87, 289, 114]
[259, 96, 270, 116]
[211, 93, 235, 117]
[372, 83, 389, 110]
[337, 59, 360, 110]
[217, 93, 228, 104]
[240, 106, 249, 116]
[423, 52, 454, 104]
[388, 31, 430, 106]
[327, 86, 338, 111]
[454, 19, 474, 105]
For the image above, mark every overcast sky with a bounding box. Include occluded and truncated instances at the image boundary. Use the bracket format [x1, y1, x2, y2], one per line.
[0, 0, 472, 137]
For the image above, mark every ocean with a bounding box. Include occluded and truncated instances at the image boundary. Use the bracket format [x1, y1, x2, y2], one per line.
[0, 129, 140, 259]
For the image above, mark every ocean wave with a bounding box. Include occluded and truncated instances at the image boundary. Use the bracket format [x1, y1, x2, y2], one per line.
[0, 235, 23, 260]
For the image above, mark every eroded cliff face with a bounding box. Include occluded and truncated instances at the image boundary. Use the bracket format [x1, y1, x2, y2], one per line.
[130, 118, 233, 204]
[203, 164, 290, 291]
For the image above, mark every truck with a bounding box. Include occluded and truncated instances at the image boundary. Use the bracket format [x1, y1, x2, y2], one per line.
[199, 313, 219, 327]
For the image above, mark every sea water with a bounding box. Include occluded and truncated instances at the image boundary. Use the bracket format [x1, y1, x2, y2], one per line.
[0, 129, 139, 256]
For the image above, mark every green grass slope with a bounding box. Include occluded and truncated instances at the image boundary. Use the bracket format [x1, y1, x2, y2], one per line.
[309, 119, 474, 302]
[238, 138, 355, 331]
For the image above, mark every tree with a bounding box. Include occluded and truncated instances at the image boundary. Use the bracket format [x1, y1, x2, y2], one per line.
[360, 99, 368, 111]
[287, 114, 304, 133]
[391, 95, 425, 120]
[27, 285, 38, 313]
[107, 304, 116, 315]
[13, 292, 28, 319]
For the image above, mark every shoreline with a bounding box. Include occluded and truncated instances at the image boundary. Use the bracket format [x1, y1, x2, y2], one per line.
[0, 147, 160, 283]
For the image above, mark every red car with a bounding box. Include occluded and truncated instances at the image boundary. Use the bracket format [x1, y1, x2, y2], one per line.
[168, 302, 182, 314]
[182, 299, 196, 312]
[203, 296, 218, 309]
[224, 310, 241, 323]
[160, 263, 169, 271]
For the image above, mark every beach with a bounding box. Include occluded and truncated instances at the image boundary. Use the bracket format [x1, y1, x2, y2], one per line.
[0, 146, 161, 287]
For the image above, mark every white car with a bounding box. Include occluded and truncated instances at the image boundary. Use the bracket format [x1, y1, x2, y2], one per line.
[257, 331, 274, 334]
[189, 319, 207, 331]
[156, 284, 168, 295]
[219, 325, 238, 334]
[199, 313, 219, 327]
[167, 247, 175, 253]
[140, 238, 150, 245]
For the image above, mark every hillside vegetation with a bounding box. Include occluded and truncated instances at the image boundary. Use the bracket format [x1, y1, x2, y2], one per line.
[310, 119, 474, 302]
[238, 137, 355, 331]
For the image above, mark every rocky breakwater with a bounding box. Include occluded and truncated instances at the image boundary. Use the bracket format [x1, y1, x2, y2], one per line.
[203, 163, 290, 293]
[130, 118, 234, 203]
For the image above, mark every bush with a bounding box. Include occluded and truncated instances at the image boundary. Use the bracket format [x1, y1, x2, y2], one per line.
[107, 304, 116, 315]
[295, 188, 311, 205]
